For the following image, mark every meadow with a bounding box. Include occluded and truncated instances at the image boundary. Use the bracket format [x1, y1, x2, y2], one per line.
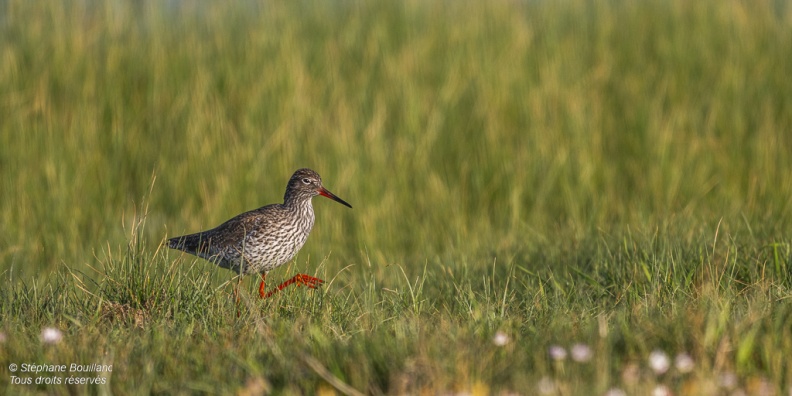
[1, 0, 792, 394]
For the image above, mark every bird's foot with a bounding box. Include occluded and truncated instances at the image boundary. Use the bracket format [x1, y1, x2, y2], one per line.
[260, 274, 324, 299]
[293, 274, 324, 289]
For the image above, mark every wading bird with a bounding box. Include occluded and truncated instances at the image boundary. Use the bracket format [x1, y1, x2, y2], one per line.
[168, 168, 351, 299]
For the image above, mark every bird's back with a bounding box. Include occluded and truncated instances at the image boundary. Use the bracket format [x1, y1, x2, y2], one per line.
[168, 202, 315, 274]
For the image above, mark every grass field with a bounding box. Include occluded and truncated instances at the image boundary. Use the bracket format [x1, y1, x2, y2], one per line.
[2, 0, 792, 394]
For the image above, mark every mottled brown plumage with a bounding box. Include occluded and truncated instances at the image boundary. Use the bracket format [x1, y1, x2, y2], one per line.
[168, 168, 351, 298]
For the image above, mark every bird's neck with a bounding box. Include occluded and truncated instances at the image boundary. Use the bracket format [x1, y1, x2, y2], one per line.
[284, 197, 315, 233]
[284, 196, 314, 215]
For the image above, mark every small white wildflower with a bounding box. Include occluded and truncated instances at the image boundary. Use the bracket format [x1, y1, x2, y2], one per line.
[536, 376, 556, 395]
[621, 362, 640, 385]
[604, 388, 627, 396]
[548, 345, 567, 361]
[648, 349, 671, 375]
[652, 385, 672, 396]
[40, 327, 63, 344]
[492, 331, 510, 346]
[674, 353, 694, 373]
[718, 371, 738, 390]
[570, 343, 593, 362]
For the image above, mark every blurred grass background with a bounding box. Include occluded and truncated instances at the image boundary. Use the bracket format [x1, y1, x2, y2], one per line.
[2, 0, 792, 393]
[2, 0, 790, 280]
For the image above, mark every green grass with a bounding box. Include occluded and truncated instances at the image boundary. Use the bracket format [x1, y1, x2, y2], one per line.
[2, 0, 792, 394]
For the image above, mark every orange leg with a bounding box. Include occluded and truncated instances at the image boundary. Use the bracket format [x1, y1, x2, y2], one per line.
[261, 274, 324, 299]
[258, 273, 267, 298]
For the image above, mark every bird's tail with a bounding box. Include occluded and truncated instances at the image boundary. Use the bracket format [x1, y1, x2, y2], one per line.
[168, 233, 204, 255]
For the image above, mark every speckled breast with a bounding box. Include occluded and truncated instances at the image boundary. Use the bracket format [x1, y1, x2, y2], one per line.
[237, 204, 315, 275]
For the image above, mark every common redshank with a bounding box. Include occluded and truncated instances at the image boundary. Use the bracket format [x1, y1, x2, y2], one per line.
[168, 168, 351, 299]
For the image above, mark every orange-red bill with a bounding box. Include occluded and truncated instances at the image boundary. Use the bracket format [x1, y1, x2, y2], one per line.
[318, 187, 352, 208]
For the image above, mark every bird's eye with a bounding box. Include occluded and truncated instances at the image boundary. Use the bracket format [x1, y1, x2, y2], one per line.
[301, 178, 312, 185]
